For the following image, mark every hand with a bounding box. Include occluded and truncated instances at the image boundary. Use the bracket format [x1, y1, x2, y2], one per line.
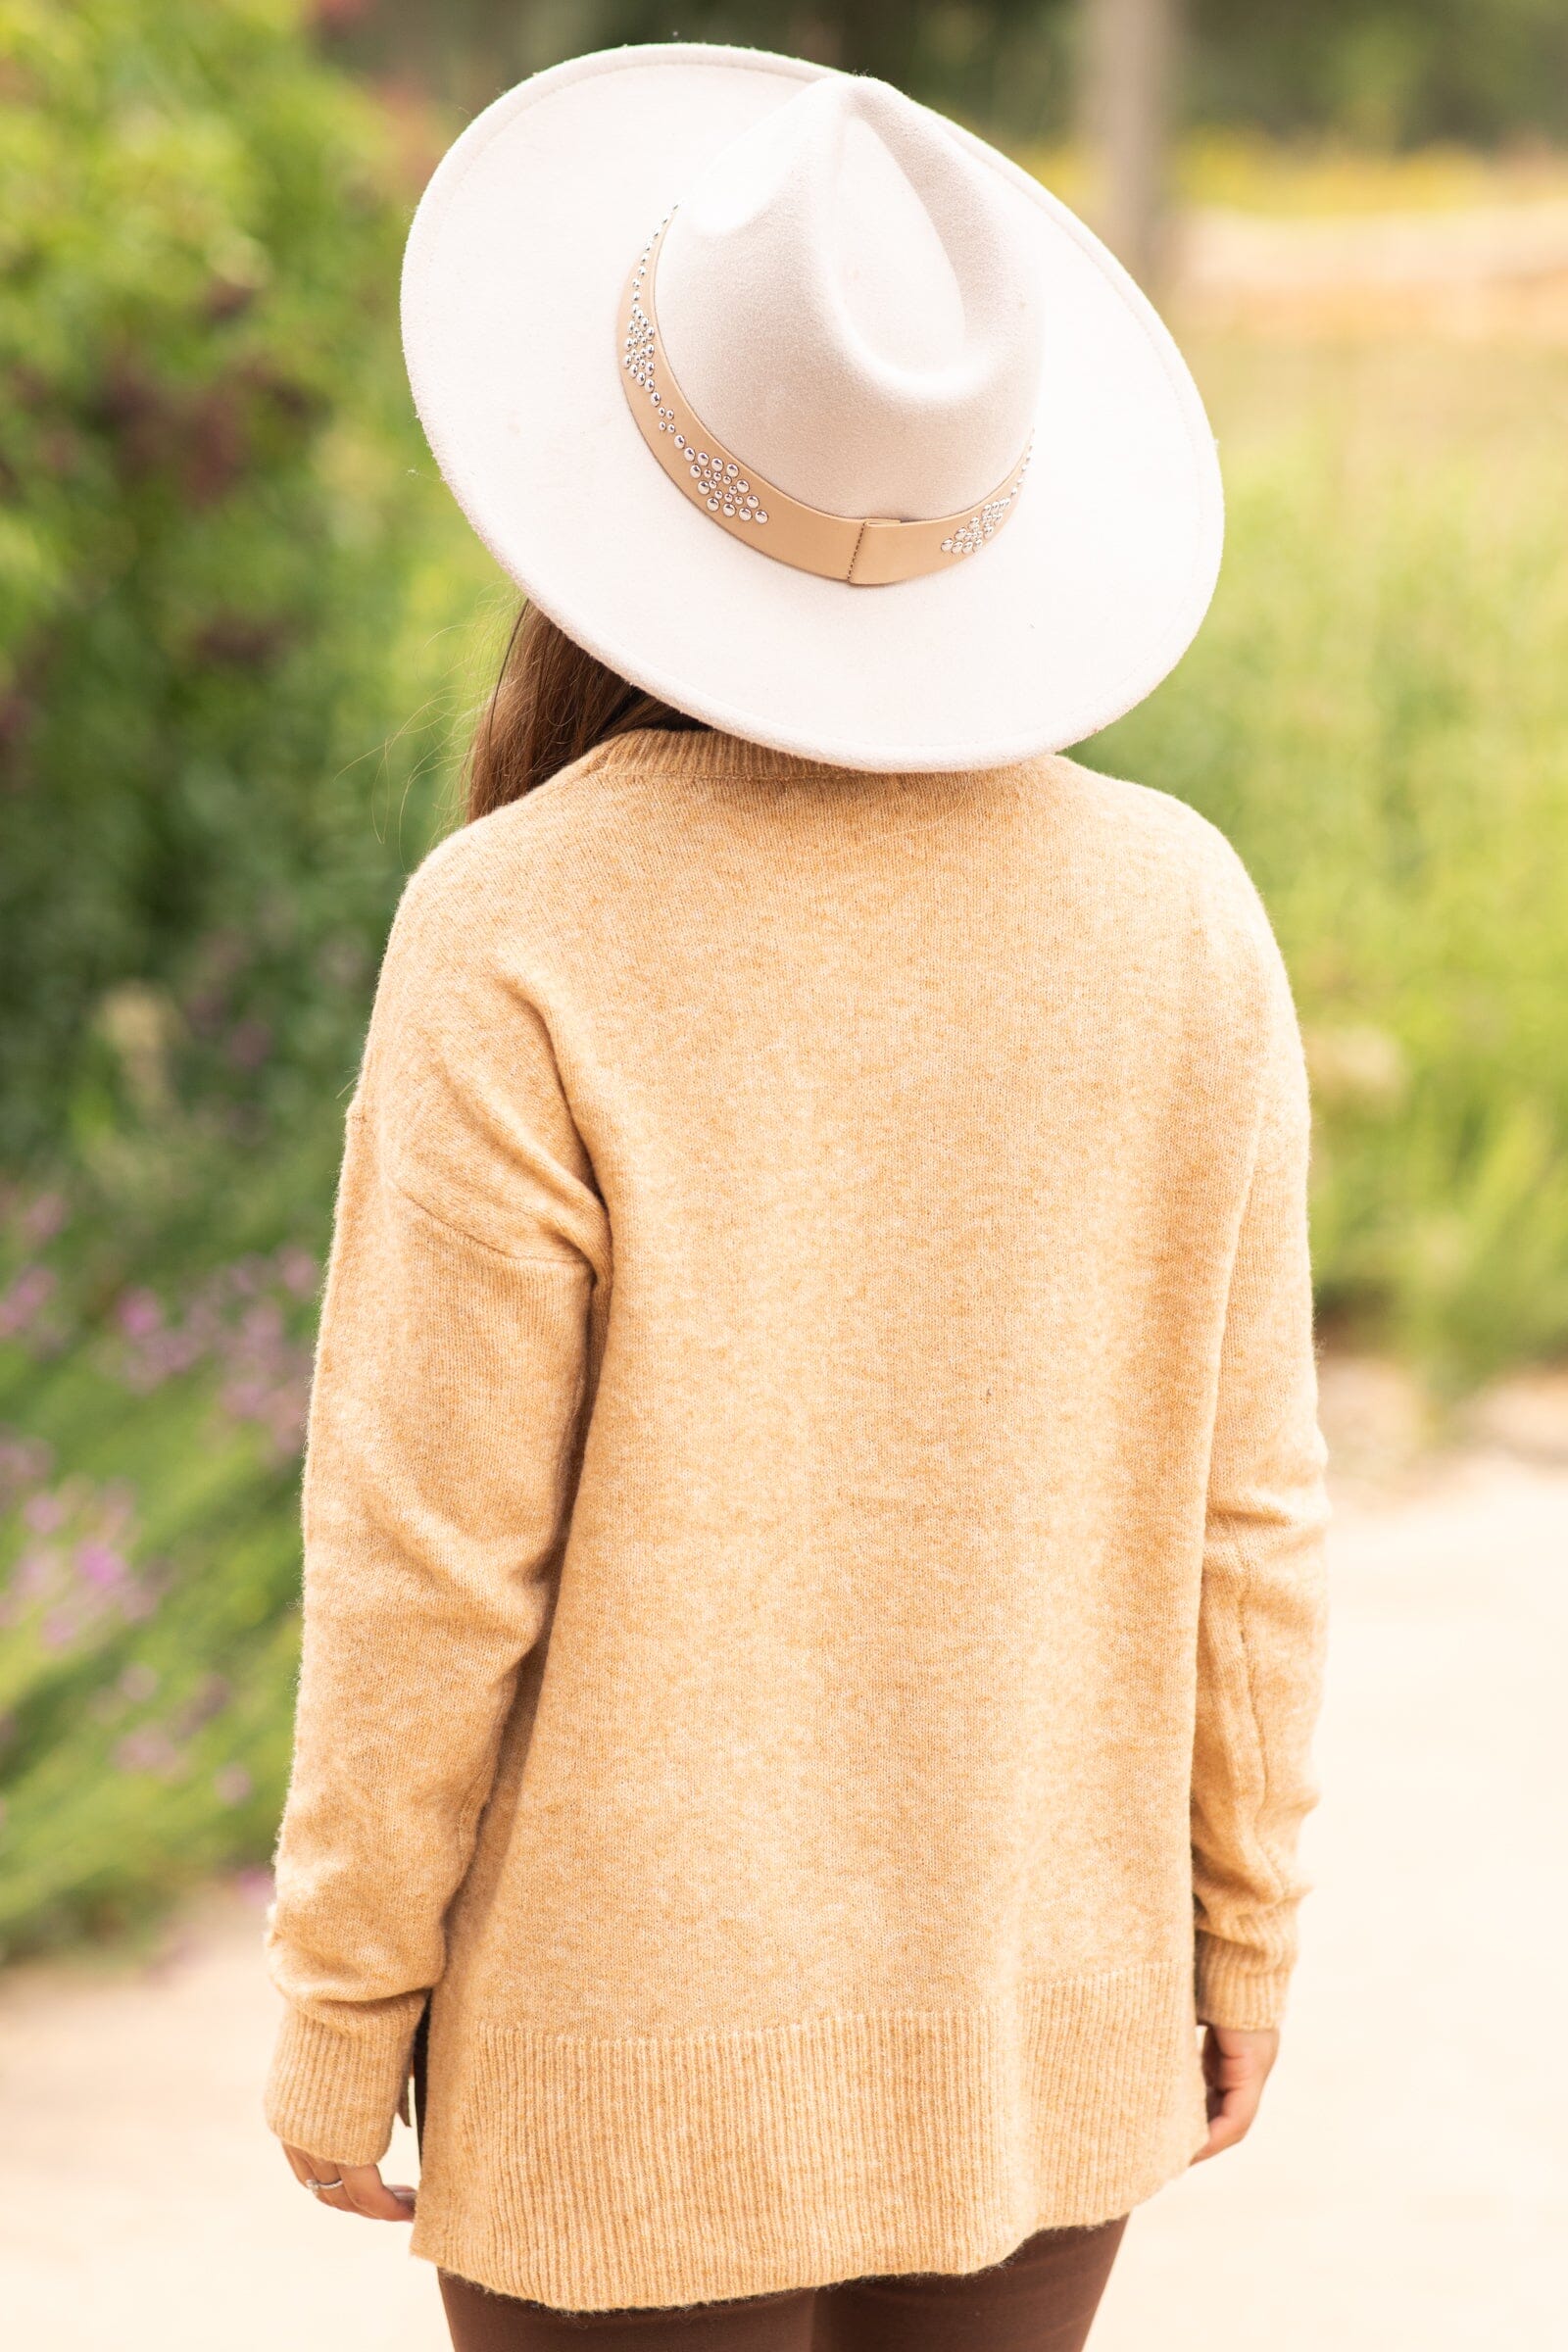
[1191, 2024, 1279, 2163]
[281, 2141, 416, 2220]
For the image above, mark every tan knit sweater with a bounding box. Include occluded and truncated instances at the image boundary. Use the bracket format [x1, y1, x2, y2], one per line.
[263, 725, 1330, 2311]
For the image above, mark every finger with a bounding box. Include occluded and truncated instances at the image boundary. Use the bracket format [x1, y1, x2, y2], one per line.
[281, 2142, 349, 2205]
[1202, 2044, 1265, 2096]
[336, 2161, 417, 2222]
[279, 2142, 414, 2220]
[292, 2147, 355, 2214]
[1192, 2097, 1250, 2162]
[1191, 2069, 1266, 2164]
[308, 2154, 355, 2211]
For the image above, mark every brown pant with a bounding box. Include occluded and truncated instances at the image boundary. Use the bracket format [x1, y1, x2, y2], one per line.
[413, 2008, 1127, 2352]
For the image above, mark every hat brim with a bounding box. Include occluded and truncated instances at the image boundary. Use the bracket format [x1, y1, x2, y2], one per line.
[402, 42, 1223, 772]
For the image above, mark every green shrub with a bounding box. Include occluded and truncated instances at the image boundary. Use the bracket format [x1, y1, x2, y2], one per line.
[0, 0, 496, 1955]
[0, 0, 461, 1172]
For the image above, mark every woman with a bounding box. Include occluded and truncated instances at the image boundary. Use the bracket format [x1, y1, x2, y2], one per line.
[264, 44, 1330, 2352]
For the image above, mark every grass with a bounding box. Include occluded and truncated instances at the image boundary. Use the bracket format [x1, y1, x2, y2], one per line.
[1090, 332, 1568, 1379]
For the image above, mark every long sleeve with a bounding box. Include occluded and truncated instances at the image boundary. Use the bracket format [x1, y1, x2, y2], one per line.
[1191, 900, 1331, 2032]
[262, 844, 608, 2164]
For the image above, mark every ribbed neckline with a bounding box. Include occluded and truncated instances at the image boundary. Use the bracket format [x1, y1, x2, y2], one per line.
[583, 725, 1036, 797]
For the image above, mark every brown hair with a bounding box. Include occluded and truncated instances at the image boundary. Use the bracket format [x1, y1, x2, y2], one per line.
[463, 603, 709, 823]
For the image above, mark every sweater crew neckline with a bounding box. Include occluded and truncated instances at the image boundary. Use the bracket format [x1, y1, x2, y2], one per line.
[582, 725, 1034, 797]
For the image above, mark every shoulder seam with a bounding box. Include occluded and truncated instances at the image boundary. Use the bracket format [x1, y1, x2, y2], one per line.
[377, 1158, 587, 1272]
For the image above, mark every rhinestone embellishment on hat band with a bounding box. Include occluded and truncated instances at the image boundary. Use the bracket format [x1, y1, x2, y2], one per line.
[619, 213, 1032, 587]
[624, 262, 770, 527]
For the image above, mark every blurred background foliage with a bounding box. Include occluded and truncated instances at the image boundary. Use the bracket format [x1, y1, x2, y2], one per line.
[1, 0, 1566, 1955]
[319, 0, 1568, 151]
[0, 0, 452, 1174]
[0, 0, 491, 1957]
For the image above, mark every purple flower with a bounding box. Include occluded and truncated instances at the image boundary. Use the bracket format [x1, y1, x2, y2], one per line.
[0, 1265, 56, 1339]
[74, 1540, 127, 1592]
[214, 1764, 253, 1806]
[114, 1724, 179, 1775]
[240, 1298, 284, 1345]
[41, 1606, 79, 1650]
[100, 1249, 313, 1448]
[277, 1246, 318, 1298]
[22, 1490, 66, 1534]
[19, 1191, 68, 1247]
[116, 1288, 165, 1341]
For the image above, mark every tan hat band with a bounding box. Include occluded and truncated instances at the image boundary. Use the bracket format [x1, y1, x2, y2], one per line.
[619, 214, 1032, 587]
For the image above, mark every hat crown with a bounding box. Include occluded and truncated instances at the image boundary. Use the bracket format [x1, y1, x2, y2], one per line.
[654, 75, 1046, 520]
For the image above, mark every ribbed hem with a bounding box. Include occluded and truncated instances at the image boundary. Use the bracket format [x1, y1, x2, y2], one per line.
[408, 1958, 1210, 2312]
[1193, 1935, 1294, 2030]
[264, 2002, 420, 2166]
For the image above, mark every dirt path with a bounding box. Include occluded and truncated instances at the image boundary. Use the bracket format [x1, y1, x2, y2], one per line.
[2, 1443, 1565, 2348]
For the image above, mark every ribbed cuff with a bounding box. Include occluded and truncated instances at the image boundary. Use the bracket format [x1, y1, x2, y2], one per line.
[264, 2002, 419, 2166]
[1194, 1934, 1294, 2030]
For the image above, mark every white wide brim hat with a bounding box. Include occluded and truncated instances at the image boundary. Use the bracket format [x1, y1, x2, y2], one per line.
[402, 42, 1223, 772]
